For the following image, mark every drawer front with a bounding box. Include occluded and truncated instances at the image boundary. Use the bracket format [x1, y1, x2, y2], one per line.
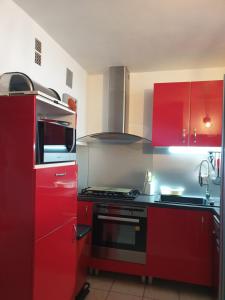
[35, 165, 78, 239]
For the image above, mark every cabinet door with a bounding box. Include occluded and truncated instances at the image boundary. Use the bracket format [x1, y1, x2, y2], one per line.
[147, 207, 212, 286]
[33, 219, 77, 300]
[190, 80, 223, 146]
[152, 82, 190, 146]
[78, 201, 93, 225]
[35, 165, 78, 239]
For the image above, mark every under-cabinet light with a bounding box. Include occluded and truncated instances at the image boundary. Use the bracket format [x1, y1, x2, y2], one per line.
[168, 147, 221, 154]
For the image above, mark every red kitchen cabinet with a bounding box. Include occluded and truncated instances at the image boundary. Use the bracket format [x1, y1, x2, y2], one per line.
[152, 80, 223, 147]
[35, 165, 78, 239]
[0, 95, 36, 300]
[33, 219, 77, 300]
[147, 207, 213, 286]
[0, 94, 78, 300]
[189, 81, 223, 146]
[78, 201, 93, 225]
[152, 82, 190, 146]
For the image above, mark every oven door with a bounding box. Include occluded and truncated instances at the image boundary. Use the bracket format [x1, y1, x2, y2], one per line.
[92, 213, 147, 264]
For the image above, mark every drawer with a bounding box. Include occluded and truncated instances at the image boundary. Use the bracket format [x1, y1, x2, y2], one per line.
[35, 165, 78, 239]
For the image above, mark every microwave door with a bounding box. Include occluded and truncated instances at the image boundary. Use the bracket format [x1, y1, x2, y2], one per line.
[36, 120, 76, 164]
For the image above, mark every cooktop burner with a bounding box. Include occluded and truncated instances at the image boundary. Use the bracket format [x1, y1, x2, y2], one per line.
[80, 186, 140, 200]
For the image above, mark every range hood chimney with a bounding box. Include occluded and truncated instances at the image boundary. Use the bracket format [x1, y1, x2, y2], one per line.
[104, 66, 129, 133]
[78, 66, 151, 144]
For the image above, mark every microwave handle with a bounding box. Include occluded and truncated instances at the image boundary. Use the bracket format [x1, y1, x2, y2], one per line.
[97, 215, 139, 223]
[69, 128, 76, 153]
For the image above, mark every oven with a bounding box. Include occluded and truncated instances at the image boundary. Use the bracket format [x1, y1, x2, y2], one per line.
[92, 204, 147, 264]
[36, 119, 76, 164]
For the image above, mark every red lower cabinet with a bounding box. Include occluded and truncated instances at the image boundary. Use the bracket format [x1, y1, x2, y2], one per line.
[147, 207, 213, 286]
[33, 219, 77, 300]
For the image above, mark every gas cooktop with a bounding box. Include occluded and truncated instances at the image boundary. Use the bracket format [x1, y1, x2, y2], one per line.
[80, 186, 140, 200]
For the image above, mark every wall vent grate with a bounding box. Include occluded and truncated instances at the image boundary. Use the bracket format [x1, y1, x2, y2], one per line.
[35, 38, 42, 53]
[35, 52, 42, 66]
[66, 68, 73, 88]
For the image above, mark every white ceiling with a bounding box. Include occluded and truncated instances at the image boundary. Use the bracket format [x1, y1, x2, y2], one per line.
[13, 0, 225, 73]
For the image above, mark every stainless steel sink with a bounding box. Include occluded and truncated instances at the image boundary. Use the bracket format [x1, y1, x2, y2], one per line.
[159, 195, 206, 205]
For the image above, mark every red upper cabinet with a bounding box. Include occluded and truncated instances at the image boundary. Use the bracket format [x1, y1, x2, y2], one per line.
[152, 80, 223, 147]
[152, 82, 190, 146]
[189, 81, 223, 146]
[78, 201, 93, 225]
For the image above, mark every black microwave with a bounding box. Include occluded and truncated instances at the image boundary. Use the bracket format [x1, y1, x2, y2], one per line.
[36, 119, 76, 164]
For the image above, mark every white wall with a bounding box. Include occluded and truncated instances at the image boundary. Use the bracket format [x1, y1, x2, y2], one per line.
[86, 74, 103, 135]
[87, 67, 225, 140]
[0, 0, 87, 137]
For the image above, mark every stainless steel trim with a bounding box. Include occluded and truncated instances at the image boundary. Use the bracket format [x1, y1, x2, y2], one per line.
[193, 128, 197, 143]
[55, 173, 66, 177]
[44, 153, 76, 163]
[34, 162, 76, 169]
[122, 66, 126, 133]
[97, 215, 139, 223]
[95, 204, 147, 218]
[39, 118, 71, 127]
[213, 215, 220, 226]
[92, 246, 146, 264]
[73, 224, 77, 240]
[182, 128, 186, 144]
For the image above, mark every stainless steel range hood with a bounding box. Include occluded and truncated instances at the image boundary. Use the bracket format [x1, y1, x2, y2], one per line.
[78, 66, 151, 144]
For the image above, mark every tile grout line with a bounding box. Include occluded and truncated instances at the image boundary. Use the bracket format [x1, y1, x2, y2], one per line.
[105, 276, 116, 300]
[142, 281, 147, 300]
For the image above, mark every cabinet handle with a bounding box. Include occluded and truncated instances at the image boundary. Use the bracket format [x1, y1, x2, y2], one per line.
[193, 128, 197, 144]
[73, 224, 77, 238]
[55, 173, 66, 177]
[201, 216, 204, 224]
[85, 206, 88, 216]
[182, 128, 186, 144]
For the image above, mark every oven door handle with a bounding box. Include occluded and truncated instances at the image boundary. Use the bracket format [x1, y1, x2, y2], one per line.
[97, 215, 139, 223]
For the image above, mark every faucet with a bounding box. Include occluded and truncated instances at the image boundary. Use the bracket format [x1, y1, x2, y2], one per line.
[198, 160, 210, 201]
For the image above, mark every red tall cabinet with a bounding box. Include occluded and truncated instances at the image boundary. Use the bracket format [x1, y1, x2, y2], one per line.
[0, 94, 78, 300]
[152, 80, 223, 146]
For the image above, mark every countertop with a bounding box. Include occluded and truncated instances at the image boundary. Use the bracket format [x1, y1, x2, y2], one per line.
[78, 193, 220, 218]
[77, 224, 91, 240]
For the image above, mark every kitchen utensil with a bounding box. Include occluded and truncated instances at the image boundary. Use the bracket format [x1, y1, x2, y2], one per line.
[213, 158, 221, 185]
[143, 170, 154, 195]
